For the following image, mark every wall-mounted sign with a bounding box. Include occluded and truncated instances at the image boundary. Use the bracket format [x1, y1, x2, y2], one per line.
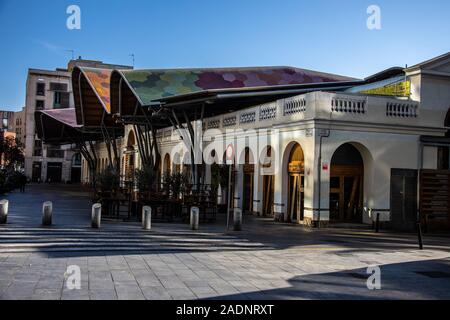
[360, 80, 411, 97]
[322, 162, 329, 171]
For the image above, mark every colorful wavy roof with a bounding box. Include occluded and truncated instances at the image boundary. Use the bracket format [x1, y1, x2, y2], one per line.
[39, 108, 80, 128]
[79, 67, 112, 113]
[117, 67, 355, 106]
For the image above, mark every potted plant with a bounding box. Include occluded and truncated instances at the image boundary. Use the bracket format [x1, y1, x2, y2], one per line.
[135, 163, 156, 199]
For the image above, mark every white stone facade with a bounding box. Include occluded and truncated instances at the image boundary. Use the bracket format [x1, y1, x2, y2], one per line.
[82, 54, 450, 226]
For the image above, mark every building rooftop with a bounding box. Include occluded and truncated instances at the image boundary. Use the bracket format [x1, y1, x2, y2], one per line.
[114, 66, 358, 106]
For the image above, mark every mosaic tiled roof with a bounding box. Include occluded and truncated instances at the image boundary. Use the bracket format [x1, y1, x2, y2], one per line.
[117, 67, 356, 106]
[79, 67, 112, 113]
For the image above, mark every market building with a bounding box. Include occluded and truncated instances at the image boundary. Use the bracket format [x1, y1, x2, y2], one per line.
[36, 52, 450, 231]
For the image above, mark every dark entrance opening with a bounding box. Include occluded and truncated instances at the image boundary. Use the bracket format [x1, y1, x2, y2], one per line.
[390, 169, 418, 231]
[242, 148, 254, 214]
[32, 162, 42, 183]
[71, 153, 82, 183]
[47, 162, 62, 183]
[262, 146, 274, 217]
[330, 143, 364, 223]
[287, 143, 305, 222]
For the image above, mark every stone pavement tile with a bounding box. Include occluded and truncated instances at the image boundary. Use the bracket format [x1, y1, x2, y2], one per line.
[0, 279, 12, 292]
[194, 270, 219, 279]
[183, 280, 211, 288]
[176, 273, 202, 282]
[158, 276, 189, 289]
[125, 257, 148, 270]
[209, 284, 241, 296]
[111, 270, 136, 284]
[3, 282, 37, 300]
[151, 268, 176, 277]
[107, 256, 129, 270]
[12, 271, 42, 283]
[0, 268, 20, 280]
[140, 286, 172, 300]
[31, 288, 62, 300]
[40, 269, 66, 280]
[89, 289, 118, 300]
[134, 273, 161, 287]
[35, 277, 64, 290]
[190, 286, 218, 299]
[166, 287, 196, 300]
[115, 284, 145, 300]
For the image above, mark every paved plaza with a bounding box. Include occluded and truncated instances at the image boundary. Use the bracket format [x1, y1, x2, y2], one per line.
[0, 185, 450, 300]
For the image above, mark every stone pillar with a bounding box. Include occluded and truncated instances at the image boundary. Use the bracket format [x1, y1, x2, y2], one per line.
[234, 165, 243, 209]
[233, 208, 242, 231]
[273, 164, 286, 222]
[204, 164, 212, 186]
[42, 201, 53, 226]
[0, 200, 8, 224]
[143, 206, 152, 230]
[190, 206, 199, 230]
[253, 162, 263, 215]
[91, 203, 101, 229]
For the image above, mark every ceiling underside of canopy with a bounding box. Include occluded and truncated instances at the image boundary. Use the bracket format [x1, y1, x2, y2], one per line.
[35, 108, 102, 145]
[72, 67, 120, 128]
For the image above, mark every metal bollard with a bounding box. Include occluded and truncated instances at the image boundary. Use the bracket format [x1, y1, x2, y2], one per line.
[143, 206, 152, 230]
[417, 221, 424, 250]
[190, 207, 199, 230]
[0, 200, 8, 224]
[42, 201, 53, 226]
[91, 203, 101, 229]
[233, 208, 242, 231]
[375, 212, 380, 233]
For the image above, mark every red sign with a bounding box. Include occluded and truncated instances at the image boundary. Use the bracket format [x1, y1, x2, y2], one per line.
[322, 163, 329, 171]
[226, 144, 234, 163]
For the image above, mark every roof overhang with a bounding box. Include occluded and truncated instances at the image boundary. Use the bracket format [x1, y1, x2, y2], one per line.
[35, 108, 102, 145]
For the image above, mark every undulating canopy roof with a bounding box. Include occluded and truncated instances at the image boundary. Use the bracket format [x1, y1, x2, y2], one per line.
[112, 66, 356, 108]
[35, 108, 101, 145]
[72, 67, 117, 128]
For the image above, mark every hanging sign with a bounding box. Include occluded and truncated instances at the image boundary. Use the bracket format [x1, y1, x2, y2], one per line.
[226, 144, 234, 165]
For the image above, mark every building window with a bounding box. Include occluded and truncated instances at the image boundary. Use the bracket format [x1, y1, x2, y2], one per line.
[50, 83, 68, 92]
[33, 140, 42, 157]
[36, 83, 45, 96]
[53, 91, 70, 109]
[36, 100, 45, 110]
[2, 118, 8, 130]
[47, 148, 65, 158]
[54, 92, 62, 108]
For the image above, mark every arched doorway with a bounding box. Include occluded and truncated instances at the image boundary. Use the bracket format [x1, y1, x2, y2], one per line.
[242, 147, 254, 213]
[262, 146, 274, 217]
[330, 143, 364, 222]
[163, 154, 171, 174]
[287, 143, 305, 222]
[124, 130, 136, 182]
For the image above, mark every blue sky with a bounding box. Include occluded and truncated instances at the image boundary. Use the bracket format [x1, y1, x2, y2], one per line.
[1, 0, 449, 111]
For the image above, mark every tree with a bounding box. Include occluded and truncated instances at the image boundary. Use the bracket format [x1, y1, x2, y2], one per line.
[0, 136, 25, 170]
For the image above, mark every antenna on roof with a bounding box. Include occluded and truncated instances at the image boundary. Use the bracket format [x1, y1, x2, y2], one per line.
[66, 49, 75, 60]
[129, 54, 135, 68]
